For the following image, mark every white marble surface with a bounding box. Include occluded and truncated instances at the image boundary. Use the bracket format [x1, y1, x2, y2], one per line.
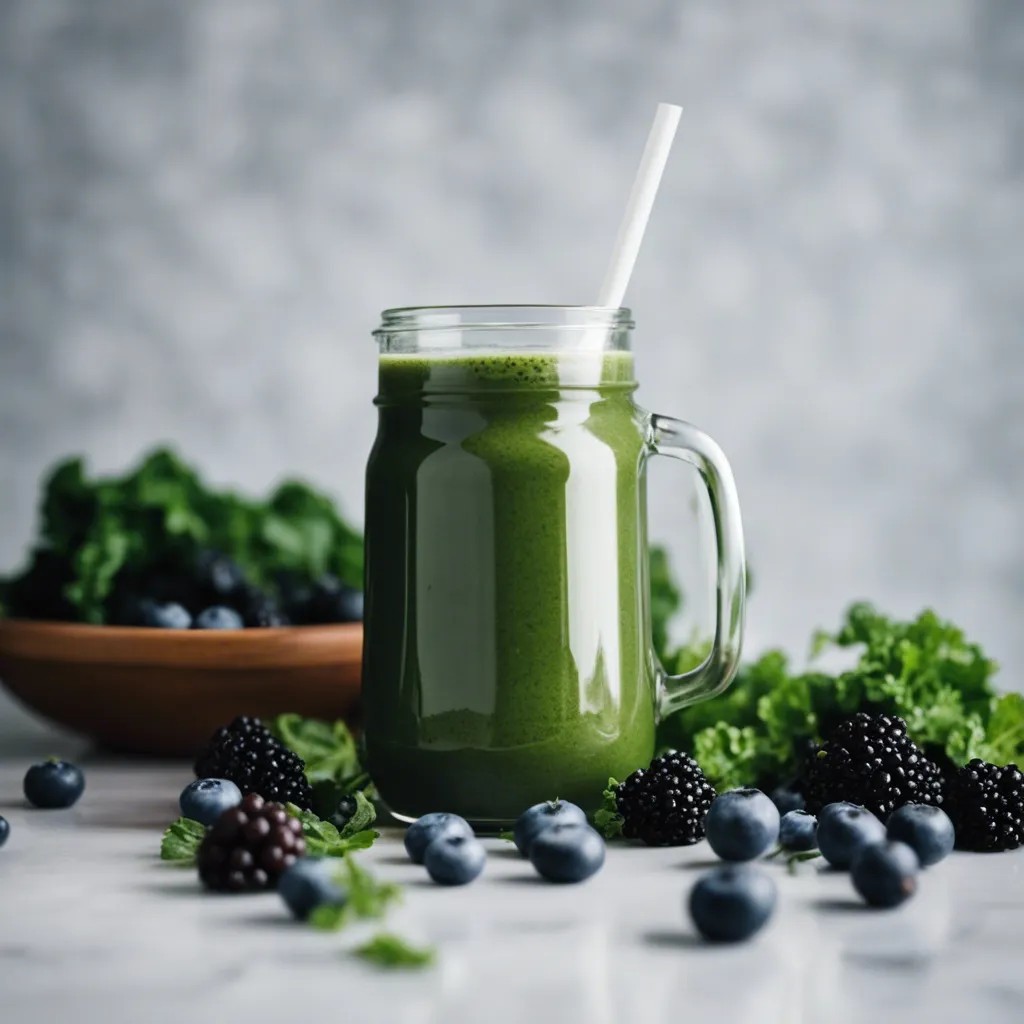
[1, 754, 1023, 1024]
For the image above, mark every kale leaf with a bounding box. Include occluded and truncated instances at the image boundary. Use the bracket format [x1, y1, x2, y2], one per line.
[0, 448, 362, 624]
[659, 603, 1018, 792]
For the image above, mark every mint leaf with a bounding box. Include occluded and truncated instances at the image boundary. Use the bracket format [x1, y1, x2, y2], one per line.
[285, 804, 379, 856]
[286, 803, 343, 856]
[309, 903, 347, 931]
[160, 818, 206, 862]
[344, 855, 402, 920]
[498, 830, 515, 843]
[310, 854, 402, 932]
[337, 829, 379, 852]
[593, 778, 623, 839]
[273, 714, 361, 786]
[338, 790, 376, 838]
[353, 933, 435, 969]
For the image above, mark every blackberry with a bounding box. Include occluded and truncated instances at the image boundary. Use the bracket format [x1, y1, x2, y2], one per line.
[802, 712, 944, 820]
[194, 715, 313, 809]
[197, 793, 306, 892]
[946, 759, 1024, 852]
[615, 751, 717, 846]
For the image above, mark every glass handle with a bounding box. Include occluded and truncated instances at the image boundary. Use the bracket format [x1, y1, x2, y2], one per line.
[646, 413, 746, 719]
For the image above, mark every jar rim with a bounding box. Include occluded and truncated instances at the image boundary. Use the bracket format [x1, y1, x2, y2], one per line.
[374, 305, 635, 336]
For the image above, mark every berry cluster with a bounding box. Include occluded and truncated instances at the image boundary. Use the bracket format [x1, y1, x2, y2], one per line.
[194, 716, 313, 809]
[197, 793, 306, 892]
[946, 759, 1024, 852]
[615, 751, 717, 846]
[802, 712, 945, 820]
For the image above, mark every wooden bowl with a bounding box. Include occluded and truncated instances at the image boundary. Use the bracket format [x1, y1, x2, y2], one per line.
[0, 620, 362, 758]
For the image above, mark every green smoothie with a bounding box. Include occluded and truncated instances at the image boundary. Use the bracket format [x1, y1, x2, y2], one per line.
[362, 350, 657, 826]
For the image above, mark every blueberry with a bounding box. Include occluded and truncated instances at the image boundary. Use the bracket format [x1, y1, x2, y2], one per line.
[816, 802, 886, 869]
[194, 550, 246, 601]
[512, 799, 588, 856]
[689, 864, 777, 942]
[770, 786, 806, 816]
[279, 857, 346, 919]
[851, 840, 920, 908]
[24, 759, 85, 809]
[404, 812, 474, 864]
[779, 810, 818, 852]
[886, 803, 955, 868]
[275, 572, 314, 624]
[705, 788, 781, 862]
[528, 823, 606, 883]
[179, 778, 243, 827]
[0, 815, 9, 849]
[424, 834, 487, 885]
[193, 606, 244, 630]
[231, 583, 290, 628]
[304, 574, 364, 624]
[137, 599, 192, 629]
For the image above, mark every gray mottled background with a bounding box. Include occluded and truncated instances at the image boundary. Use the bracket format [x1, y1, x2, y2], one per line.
[1, 0, 1022, 741]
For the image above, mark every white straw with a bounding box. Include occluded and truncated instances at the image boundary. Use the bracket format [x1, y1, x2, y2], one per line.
[597, 102, 682, 308]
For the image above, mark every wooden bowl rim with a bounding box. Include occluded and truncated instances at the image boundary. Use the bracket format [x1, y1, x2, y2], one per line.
[0, 619, 362, 669]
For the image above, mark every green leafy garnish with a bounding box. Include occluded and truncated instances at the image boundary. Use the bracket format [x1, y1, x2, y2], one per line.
[659, 603, 1016, 791]
[786, 851, 822, 875]
[0, 448, 362, 624]
[160, 818, 206, 863]
[353, 933, 435, 969]
[593, 778, 623, 839]
[338, 790, 377, 837]
[285, 804, 379, 856]
[498, 830, 515, 843]
[976, 693, 1024, 765]
[272, 714, 361, 786]
[309, 854, 402, 931]
[271, 714, 377, 822]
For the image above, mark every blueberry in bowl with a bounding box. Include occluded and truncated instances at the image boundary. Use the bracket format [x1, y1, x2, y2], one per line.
[193, 606, 244, 630]
[24, 759, 85, 809]
[303, 574, 364, 624]
[0, 815, 9, 849]
[230, 584, 290, 628]
[136, 600, 192, 629]
[193, 550, 247, 607]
